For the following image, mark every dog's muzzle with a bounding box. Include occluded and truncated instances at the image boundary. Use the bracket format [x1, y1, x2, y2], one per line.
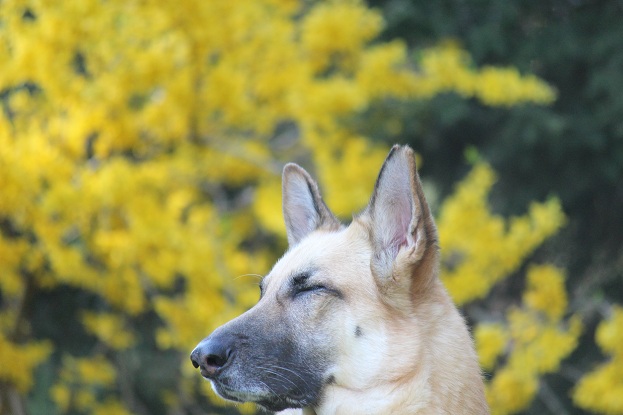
[190, 323, 328, 412]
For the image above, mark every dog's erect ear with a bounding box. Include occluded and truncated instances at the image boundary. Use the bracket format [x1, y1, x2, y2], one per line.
[282, 163, 340, 246]
[365, 145, 438, 283]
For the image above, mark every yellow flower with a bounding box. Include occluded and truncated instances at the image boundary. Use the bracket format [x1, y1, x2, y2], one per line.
[418, 42, 556, 106]
[419, 42, 475, 95]
[92, 399, 134, 415]
[253, 177, 286, 236]
[486, 368, 538, 415]
[82, 312, 136, 350]
[0, 334, 52, 392]
[75, 390, 97, 412]
[301, 1, 383, 72]
[357, 42, 416, 99]
[439, 163, 565, 305]
[574, 357, 623, 414]
[476, 261, 581, 414]
[597, 306, 623, 356]
[0, 237, 29, 296]
[476, 324, 508, 371]
[523, 264, 568, 321]
[50, 384, 71, 412]
[574, 306, 623, 414]
[76, 356, 116, 386]
[315, 135, 389, 215]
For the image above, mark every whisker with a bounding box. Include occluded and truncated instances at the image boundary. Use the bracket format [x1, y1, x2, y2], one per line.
[256, 364, 311, 397]
[272, 364, 313, 386]
[233, 273, 264, 281]
[258, 379, 278, 396]
[255, 362, 313, 391]
[256, 365, 302, 390]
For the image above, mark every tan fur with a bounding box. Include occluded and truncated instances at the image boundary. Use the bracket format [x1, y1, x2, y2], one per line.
[191, 145, 489, 414]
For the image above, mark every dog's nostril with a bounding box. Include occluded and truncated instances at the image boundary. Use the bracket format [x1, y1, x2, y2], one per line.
[190, 348, 203, 369]
[205, 353, 228, 370]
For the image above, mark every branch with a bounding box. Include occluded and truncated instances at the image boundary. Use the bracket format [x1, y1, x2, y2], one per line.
[0, 386, 27, 415]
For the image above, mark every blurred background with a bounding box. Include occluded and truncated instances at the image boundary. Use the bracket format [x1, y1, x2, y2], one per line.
[0, 0, 622, 414]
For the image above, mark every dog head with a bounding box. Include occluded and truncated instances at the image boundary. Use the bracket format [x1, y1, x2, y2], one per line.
[190, 145, 439, 412]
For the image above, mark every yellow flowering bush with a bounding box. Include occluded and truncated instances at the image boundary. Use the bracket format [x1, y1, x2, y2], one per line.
[439, 164, 582, 414]
[0, 0, 605, 414]
[49, 355, 127, 415]
[416, 42, 556, 106]
[478, 266, 583, 415]
[476, 324, 508, 372]
[0, 335, 51, 392]
[81, 312, 135, 350]
[438, 163, 566, 305]
[574, 306, 623, 414]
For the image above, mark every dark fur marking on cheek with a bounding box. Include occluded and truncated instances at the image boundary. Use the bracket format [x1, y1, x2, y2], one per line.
[355, 326, 363, 337]
[326, 375, 336, 385]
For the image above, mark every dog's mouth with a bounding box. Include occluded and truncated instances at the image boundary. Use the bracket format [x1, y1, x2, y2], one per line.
[210, 381, 257, 404]
[204, 359, 326, 412]
[211, 379, 310, 412]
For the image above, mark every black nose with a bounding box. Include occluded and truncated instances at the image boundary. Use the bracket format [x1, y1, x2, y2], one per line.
[190, 338, 232, 378]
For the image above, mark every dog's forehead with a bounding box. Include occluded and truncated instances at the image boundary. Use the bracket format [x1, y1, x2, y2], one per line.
[274, 231, 347, 277]
[265, 225, 369, 286]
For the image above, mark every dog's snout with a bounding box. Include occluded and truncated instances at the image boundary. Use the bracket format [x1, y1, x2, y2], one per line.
[190, 338, 232, 378]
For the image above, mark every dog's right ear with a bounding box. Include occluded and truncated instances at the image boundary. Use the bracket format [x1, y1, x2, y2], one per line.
[282, 163, 340, 247]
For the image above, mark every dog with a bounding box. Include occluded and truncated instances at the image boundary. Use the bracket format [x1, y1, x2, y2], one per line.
[191, 145, 489, 414]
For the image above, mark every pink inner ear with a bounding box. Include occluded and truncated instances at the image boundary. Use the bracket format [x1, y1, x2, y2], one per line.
[371, 146, 418, 262]
[385, 193, 413, 255]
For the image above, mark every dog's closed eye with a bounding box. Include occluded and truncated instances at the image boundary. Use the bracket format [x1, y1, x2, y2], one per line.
[292, 282, 343, 300]
[293, 284, 328, 297]
[290, 271, 334, 298]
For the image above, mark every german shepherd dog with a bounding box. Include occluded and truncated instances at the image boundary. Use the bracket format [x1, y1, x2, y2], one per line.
[191, 145, 489, 414]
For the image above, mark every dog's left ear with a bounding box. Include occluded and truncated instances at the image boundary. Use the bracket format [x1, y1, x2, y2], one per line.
[282, 163, 341, 247]
[365, 145, 438, 286]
